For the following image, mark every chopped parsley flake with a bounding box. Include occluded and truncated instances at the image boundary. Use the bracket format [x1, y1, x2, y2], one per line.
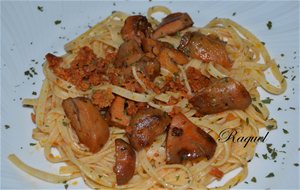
[261, 97, 273, 104]
[64, 184, 69, 190]
[282, 129, 289, 134]
[294, 163, 299, 167]
[265, 172, 274, 178]
[24, 70, 33, 78]
[266, 144, 273, 153]
[176, 175, 180, 181]
[37, 6, 43, 12]
[54, 20, 62, 25]
[232, 12, 236, 16]
[266, 21, 272, 30]
[29, 143, 36, 146]
[251, 177, 257, 183]
[4, 125, 10, 129]
[266, 125, 276, 131]
[32, 91, 37, 95]
[281, 70, 288, 74]
[62, 121, 68, 126]
[30, 67, 37, 75]
[262, 153, 268, 159]
[271, 151, 277, 160]
[252, 105, 262, 114]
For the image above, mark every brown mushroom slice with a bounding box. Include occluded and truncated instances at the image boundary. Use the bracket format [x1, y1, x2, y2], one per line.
[114, 139, 136, 185]
[121, 15, 153, 44]
[158, 47, 189, 74]
[114, 40, 144, 68]
[190, 77, 252, 115]
[178, 32, 232, 68]
[62, 97, 110, 153]
[141, 38, 174, 56]
[126, 108, 171, 150]
[166, 113, 217, 164]
[153, 12, 194, 39]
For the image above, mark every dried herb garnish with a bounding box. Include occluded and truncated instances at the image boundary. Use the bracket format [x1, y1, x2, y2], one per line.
[262, 97, 273, 104]
[282, 128, 289, 134]
[252, 105, 262, 114]
[266, 125, 276, 131]
[266, 172, 274, 178]
[64, 184, 69, 190]
[262, 153, 268, 159]
[55, 20, 62, 25]
[266, 21, 272, 30]
[37, 6, 43, 12]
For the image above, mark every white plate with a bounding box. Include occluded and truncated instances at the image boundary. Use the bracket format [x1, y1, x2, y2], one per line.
[1, 1, 299, 189]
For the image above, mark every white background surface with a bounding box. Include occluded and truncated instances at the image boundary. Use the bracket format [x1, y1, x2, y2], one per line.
[1, 1, 299, 189]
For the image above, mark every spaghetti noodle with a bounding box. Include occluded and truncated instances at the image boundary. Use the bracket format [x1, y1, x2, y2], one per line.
[9, 6, 286, 189]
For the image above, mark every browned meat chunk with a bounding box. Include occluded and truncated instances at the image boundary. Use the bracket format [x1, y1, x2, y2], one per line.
[190, 77, 252, 115]
[186, 67, 212, 92]
[166, 113, 217, 164]
[114, 40, 143, 67]
[153, 12, 194, 39]
[92, 89, 115, 109]
[126, 108, 170, 150]
[135, 56, 160, 80]
[62, 97, 110, 153]
[121, 15, 153, 44]
[110, 96, 131, 128]
[178, 32, 232, 68]
[114, 139, 136, 185]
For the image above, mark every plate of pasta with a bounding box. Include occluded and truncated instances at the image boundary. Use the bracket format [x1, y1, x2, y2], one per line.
[1, 1, 299, 190]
